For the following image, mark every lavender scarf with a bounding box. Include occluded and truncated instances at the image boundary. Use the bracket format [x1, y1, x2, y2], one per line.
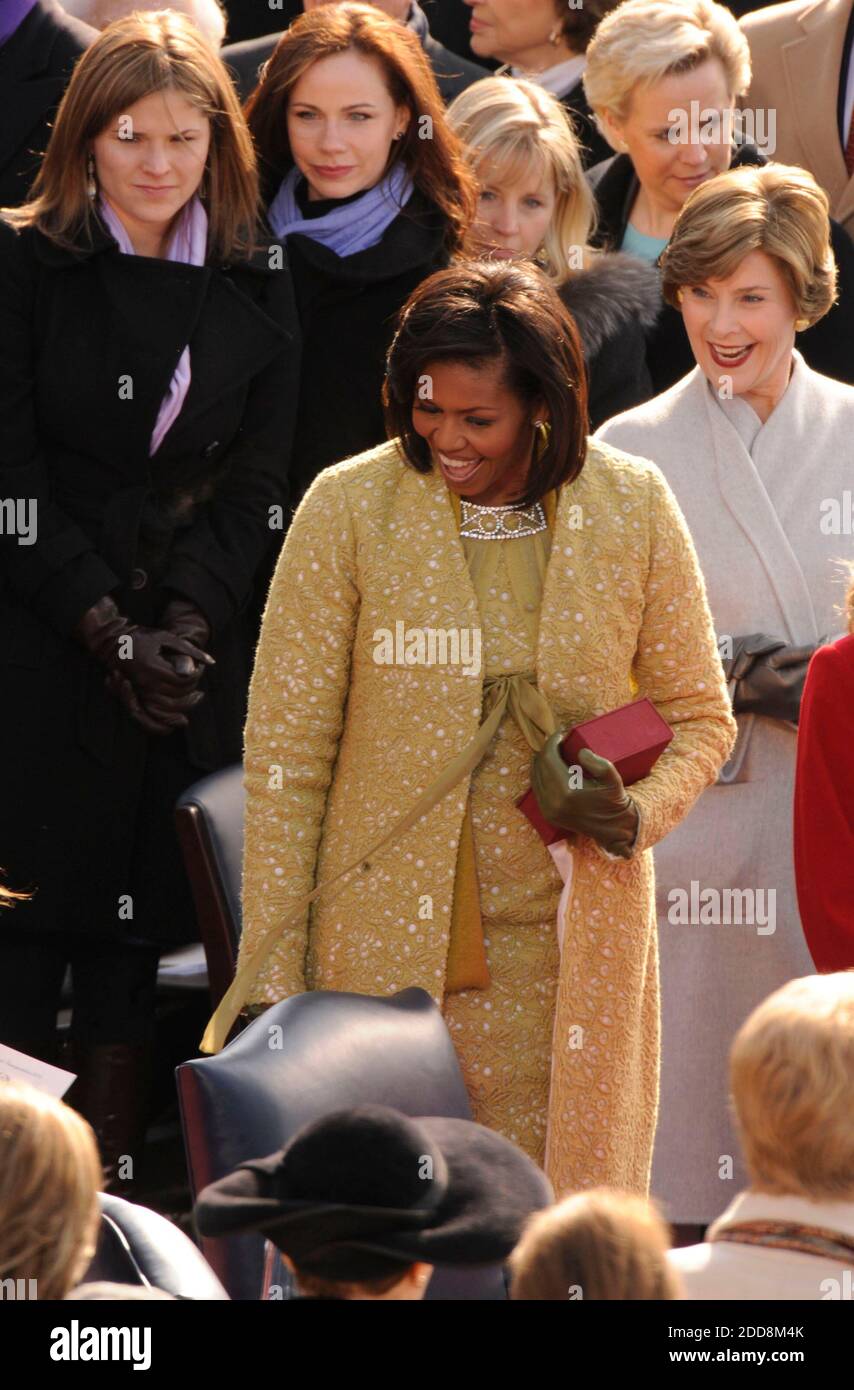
[98, 194, 208, 456]
[267, 161, 413, 257]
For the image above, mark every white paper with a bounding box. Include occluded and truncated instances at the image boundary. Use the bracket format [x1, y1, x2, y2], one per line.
[0, 1044, 76, 1098]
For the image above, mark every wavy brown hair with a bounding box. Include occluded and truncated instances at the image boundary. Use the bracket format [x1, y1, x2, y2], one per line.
[244, 3, 476, 255]
[384, 260, 588, 507]
[2, 10, 260, 263]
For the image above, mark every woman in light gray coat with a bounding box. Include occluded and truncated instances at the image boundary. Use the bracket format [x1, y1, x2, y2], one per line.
[596, 163, 854, 1234]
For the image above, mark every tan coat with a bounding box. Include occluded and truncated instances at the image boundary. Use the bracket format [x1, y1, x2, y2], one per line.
[741, 0, 854, 238]
[237, 439, 736, 1194]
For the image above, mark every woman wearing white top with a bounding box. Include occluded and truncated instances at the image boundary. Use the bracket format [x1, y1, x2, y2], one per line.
[596, 163, 854, 1234]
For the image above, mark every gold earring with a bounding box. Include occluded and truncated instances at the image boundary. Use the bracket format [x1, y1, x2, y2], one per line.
[533, 419, 551, 459]
[795, 317, 809, 332]
[86, 152, 97, 200]
[676, 287, 685, 304]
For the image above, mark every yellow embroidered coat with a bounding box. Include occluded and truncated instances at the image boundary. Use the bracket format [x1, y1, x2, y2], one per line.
[237, 438, 736, 1195]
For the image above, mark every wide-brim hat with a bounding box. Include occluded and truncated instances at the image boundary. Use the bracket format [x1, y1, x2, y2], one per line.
[194, 1105, 552, 1279]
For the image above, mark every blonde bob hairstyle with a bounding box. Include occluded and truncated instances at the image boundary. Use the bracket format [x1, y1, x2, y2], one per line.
[2, 10, 260, 263]
[0, 1083, 102, 1300]
[660, 163, 838, 327]
[583, 0, 751, 132]
[730, 973, 854, 1201]
[509, 1189, 680, 1301]
[446, 77, 595, 285]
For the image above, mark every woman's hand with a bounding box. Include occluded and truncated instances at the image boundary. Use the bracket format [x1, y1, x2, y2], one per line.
[723, 633, 821, 726]
[531, 735, 640, 859]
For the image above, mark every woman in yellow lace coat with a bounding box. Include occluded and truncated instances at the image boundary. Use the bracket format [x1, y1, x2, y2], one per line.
[206, 262, 736, 1198]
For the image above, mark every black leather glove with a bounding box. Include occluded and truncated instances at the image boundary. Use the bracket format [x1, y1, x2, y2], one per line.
[722, 633, 819, 725]
[75, 595, 214, 735]
[530, 736, 640, 859]
[159, 596, 212, 677]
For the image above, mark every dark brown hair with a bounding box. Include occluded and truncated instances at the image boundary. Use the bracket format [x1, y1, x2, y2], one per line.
[2, 11, 260, 263]
[244, 3, 476, 254]
[383, 259, 588, 507]
[559, 0, 625, 53]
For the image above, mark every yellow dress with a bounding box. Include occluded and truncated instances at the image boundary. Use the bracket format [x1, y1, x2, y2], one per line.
[443, 523, 563, 1168]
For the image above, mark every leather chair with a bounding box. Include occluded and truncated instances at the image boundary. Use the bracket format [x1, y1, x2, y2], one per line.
[177, 987, 543, 1301]
[174, 763, 244, 1009]
[78, 1192, 229, 1299]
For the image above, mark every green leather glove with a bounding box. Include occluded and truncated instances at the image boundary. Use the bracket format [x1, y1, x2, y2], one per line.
[530, 735, 640, 859]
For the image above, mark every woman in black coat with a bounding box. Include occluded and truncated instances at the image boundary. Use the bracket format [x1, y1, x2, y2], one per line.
[244, 4, 477, 506]
[0, 13, 299, 1178]
[462, 0, 621, 169]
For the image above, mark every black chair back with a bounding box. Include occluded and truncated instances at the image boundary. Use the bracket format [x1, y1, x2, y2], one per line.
[177, 987, 519, 1301]
[81, 1193, 229, 1299]
[174, 763, 244, 1008]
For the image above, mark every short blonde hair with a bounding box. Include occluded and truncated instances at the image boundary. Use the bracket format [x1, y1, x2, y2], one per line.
[509, 1189, 680, 1300]
[584, 0, 751, 128]
[0, 1083, 102, 1300]
[2, 10, 259, 263]
[446, 77, 595, 284]
[730, 973, 854, 1200]
[660, 163, 838, 327]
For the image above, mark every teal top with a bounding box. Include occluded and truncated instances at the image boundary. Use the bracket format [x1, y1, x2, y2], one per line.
[620, 222, 669, 264]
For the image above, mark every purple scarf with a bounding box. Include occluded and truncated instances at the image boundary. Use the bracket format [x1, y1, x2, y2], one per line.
[99, 194, 208, 456]
[268, 161, 413, 257]
[0, 0, 39, 46]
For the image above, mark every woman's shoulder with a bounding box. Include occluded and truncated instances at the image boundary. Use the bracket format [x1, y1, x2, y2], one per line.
[304, 438, 409, 501]
[560, 252, 662, 358]
[580, 435, 670, 492]
[594, 370, 701, 444]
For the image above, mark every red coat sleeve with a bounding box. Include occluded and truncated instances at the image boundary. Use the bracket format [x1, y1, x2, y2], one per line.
[793, 635, 854, 972]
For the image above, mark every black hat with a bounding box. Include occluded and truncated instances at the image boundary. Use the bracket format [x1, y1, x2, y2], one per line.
[194, 1105, 551, 1280]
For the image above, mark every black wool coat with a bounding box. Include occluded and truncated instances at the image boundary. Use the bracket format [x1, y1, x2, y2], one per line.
[0, 217, 300, 943]
[275, 187, 449, 506]
[587, 145, 854, 394]
[0, 0, 96, 208]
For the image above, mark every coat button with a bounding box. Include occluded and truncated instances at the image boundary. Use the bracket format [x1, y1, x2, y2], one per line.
[130, 568, 148, 590]
[202, 440, 220, 458]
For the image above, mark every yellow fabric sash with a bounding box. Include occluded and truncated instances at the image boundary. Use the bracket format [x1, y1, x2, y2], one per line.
[200, 489, 559, 1053]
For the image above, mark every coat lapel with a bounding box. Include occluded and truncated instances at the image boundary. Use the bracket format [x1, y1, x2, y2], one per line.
[700, 368, 819, 643]
[781, 0, 853, 204]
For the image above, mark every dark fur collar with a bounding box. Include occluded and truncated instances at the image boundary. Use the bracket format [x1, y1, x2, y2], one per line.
[559, 252, 662, 360]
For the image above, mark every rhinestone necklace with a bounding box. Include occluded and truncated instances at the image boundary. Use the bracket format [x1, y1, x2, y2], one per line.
[459, 498, 547, 540]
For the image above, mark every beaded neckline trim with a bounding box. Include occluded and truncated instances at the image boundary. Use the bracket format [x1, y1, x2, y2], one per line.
[459, 499, 547, 540]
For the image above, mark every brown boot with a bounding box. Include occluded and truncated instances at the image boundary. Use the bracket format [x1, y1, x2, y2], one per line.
[67, 1042, 151, 1194]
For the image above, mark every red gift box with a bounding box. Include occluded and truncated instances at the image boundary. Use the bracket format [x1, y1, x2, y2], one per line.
[516, 697, 673, 846]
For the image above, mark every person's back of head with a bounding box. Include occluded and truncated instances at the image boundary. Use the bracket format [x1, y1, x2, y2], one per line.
[0, 1082, 102, 1301]
[509, 1188, 681, 1300]
[730, 972, 854, 1201]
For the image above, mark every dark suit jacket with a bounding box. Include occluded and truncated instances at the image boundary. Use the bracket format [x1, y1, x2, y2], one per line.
[0, 0, 96, 208]
[221, 9, 487, 105]
[0, 216, 300, 940]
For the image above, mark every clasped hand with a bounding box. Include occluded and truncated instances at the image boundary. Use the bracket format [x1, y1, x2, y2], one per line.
[530, 733, 640, 860]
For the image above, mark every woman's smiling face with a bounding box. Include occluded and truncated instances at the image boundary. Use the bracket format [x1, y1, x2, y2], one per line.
[680, 249, 798, 417]
[411, 358, 545, 506]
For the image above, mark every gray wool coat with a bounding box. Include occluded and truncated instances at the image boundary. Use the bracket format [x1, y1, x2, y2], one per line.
[596, 351, 854, 1223]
